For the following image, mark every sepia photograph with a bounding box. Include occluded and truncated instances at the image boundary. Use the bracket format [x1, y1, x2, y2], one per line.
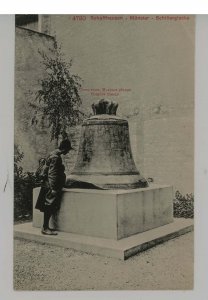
[12, 14, 196, 291]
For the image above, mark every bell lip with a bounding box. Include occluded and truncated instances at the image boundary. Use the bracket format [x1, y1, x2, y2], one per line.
[70, 171, 141, 175]
[65, 179, 149, 190]
[66, 173, 149, 189]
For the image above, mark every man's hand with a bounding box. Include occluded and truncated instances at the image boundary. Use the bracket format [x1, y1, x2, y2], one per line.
[51, 190, 57, 195]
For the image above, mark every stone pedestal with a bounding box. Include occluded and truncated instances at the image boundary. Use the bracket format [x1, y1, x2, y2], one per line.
[33, 185, 173, 240]
[13, 184, 193, 259]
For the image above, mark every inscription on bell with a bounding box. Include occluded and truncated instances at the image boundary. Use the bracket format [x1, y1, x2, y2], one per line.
[66, 99, 148, 189]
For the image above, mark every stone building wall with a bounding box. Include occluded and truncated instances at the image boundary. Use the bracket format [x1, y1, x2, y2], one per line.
[15, 27, 56, 172]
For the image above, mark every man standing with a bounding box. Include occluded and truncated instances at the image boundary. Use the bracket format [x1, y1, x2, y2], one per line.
[35, 139, 73, 235]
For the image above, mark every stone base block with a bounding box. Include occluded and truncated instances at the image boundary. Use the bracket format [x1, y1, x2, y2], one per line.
[33, 185, 173, 240]
[14, 219, 194, 260]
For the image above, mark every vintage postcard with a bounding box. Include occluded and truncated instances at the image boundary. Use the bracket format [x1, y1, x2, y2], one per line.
[12, 14, 195, 291]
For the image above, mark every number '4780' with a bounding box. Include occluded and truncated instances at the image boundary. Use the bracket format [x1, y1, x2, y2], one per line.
[72, 16, 87, 21]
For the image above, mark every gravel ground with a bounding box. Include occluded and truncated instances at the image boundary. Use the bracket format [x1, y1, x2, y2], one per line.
[14, 232, 193, 291]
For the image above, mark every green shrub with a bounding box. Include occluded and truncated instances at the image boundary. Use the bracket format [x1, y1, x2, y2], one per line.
[14, 145, 39, 222]
[173, 190, 194, 218]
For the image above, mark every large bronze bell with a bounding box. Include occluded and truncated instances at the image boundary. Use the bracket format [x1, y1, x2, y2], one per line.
[66, 99, 148, 189]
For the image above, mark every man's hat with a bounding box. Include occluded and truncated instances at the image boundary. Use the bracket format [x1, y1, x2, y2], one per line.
[59, 139, 74, 150]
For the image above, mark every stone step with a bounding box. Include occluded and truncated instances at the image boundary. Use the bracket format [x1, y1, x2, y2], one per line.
[14, 218, 193, 260]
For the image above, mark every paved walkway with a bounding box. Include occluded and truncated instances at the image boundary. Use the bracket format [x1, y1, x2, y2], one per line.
[14, 231, 193, 290]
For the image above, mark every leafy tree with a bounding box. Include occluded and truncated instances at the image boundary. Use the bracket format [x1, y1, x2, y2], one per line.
[30, 39, 83, 143]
